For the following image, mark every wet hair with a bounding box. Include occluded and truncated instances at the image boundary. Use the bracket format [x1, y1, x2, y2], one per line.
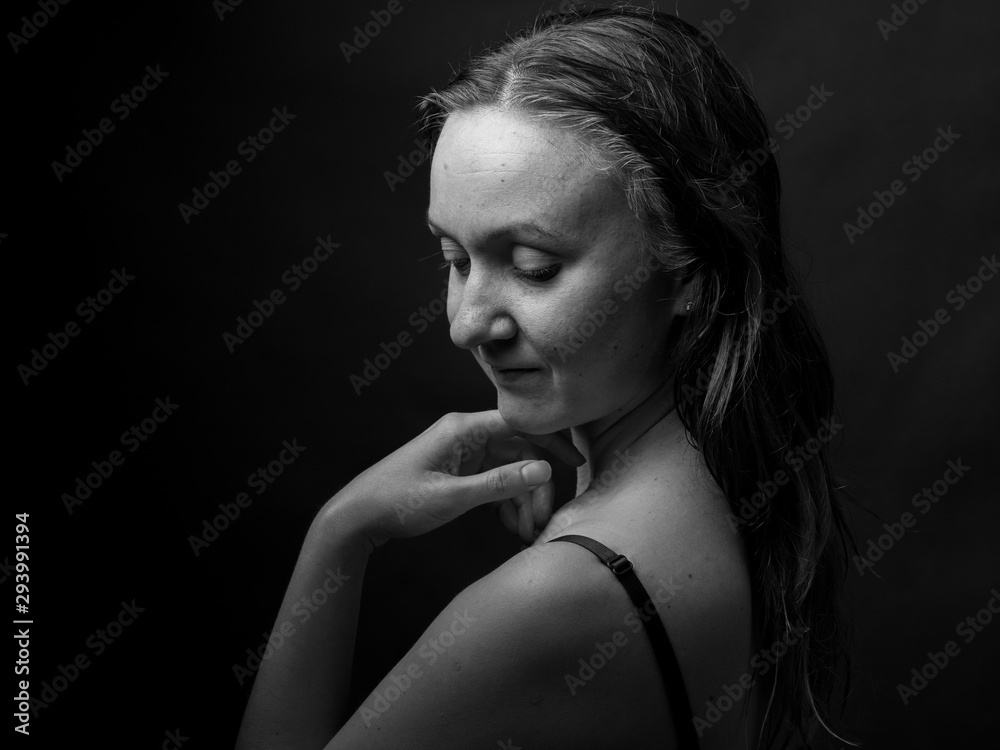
[416, 4, 855, 748]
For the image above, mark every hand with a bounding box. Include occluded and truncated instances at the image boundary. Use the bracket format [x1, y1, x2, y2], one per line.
[326, 410, 584, 549]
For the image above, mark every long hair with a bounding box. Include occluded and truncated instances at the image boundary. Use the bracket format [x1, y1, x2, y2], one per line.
[415, 4, 854, 747]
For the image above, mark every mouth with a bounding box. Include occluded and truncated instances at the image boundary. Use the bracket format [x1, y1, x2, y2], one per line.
[489, 365, 541, 385]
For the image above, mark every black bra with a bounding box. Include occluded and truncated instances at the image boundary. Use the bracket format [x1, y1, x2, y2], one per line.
[547, 534, 699, 750]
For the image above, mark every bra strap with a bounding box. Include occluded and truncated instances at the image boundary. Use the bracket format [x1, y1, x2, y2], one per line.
[547, 534, 700, 749]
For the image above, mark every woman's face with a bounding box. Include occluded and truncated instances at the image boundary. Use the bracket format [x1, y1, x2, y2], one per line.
[427, 107, 685, 435]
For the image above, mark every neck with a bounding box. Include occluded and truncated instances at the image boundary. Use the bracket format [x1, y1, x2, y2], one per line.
[570, 378, 678, 496]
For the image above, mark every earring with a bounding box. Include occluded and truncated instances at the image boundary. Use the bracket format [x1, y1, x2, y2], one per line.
[685, 301, 693, 311]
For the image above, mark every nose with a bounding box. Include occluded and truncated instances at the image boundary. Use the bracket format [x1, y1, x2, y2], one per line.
[448, 268, 517, 351]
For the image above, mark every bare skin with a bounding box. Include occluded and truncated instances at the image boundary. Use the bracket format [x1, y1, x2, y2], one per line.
[236, 107, 762, 749]
[535, 383, 762, 749]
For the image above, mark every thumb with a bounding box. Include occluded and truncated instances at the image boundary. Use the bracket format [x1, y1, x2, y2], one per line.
[449, 460, 552, 505]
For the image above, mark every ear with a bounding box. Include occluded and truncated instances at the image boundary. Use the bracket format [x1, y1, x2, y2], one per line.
[669, 272, 700, 317]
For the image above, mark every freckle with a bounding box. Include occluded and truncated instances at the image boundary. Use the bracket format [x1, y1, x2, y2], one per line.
[688, 573, 693, 578]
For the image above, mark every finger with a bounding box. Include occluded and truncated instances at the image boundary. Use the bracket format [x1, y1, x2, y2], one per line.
[471, 411, 585, 467]
[530, 480, 554, 530]
[518, 495, 533, 545]
[520, 429, 586, 467]
[485, 435, 538, 467]
[497, 499, 518, 536]
[448, 459, 552, 507]
[435, 411, 526, 476]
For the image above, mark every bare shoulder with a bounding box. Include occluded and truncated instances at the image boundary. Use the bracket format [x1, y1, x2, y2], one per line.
[460, 539, 694, 747]
[329, 444, 757, 748]
[329, 538, 684, 749]
[531, 449, 760, 747]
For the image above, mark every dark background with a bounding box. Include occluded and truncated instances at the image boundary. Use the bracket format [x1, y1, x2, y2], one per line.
[6, 0, 998, 747]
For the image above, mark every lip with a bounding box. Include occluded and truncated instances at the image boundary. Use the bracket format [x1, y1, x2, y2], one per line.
[482, 357, 538, 371]
[489, 365, 541, 385]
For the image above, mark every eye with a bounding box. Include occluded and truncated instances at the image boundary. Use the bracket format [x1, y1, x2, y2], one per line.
[438, 258, 471, 276]
[436, 244, 562, 283]
[512, 265, 561, 282]
[511, 246, 561, 283]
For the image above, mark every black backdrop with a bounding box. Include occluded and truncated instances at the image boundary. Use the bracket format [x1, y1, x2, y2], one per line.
[7, 0, 999, 747]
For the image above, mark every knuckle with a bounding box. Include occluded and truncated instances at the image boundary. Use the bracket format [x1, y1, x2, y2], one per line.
[440, 411, 466, 434]
[486, 469, 509, 496]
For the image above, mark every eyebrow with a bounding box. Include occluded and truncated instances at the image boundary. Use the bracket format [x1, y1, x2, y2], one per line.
[425, 210, 569, 244]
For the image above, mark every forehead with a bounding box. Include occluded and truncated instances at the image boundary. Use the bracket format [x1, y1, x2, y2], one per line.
[427, 108, 632, 242]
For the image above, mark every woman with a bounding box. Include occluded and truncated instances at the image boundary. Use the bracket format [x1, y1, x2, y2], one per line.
[237, 5, 854, 749]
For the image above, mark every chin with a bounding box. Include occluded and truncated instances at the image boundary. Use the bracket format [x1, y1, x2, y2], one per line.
[495, 392, 571, 435]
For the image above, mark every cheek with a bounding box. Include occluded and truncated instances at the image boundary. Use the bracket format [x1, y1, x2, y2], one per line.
[531, 291, 624, 369]
[610, 294, 673, 370]
[539, 288, 670, 376]
[445, 275, 460, 325]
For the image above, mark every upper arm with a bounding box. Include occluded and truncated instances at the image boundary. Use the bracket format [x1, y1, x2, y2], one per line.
[324, 541, 682, 749]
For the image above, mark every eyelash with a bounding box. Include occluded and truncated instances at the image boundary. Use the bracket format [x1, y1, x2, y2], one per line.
[437, 258, 561, 283]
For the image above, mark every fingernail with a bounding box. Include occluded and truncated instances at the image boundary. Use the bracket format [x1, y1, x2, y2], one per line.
[521, 461, 551, 486]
